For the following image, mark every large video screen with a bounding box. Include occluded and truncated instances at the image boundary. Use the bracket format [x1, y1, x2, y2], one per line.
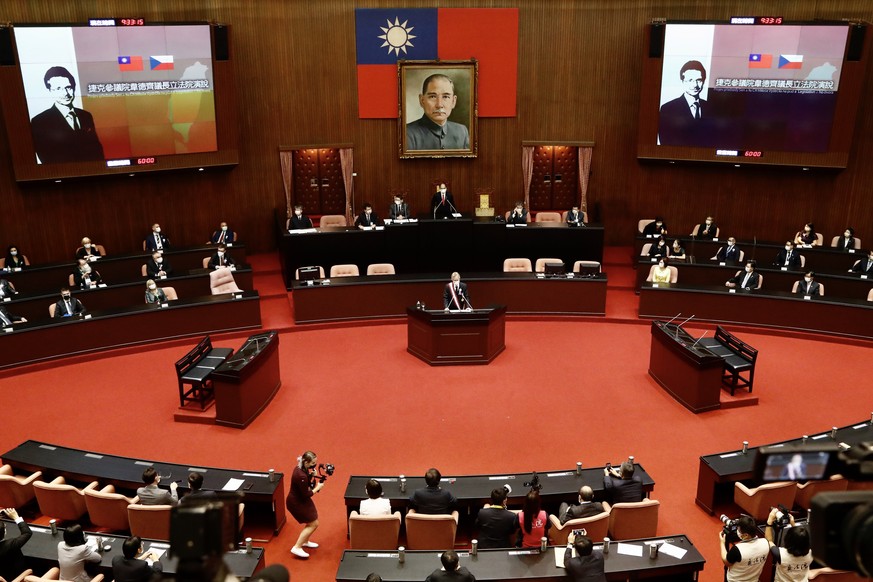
[637, 20, 868, 168]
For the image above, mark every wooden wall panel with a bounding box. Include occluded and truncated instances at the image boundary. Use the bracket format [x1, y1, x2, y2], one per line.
[0, 0, 872, 264]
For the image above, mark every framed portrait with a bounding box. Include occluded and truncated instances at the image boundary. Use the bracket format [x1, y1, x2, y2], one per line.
[399, 60, 477, 159]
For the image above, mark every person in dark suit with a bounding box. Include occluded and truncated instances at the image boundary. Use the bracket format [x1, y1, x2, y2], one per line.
[443, 272, 470, 311]
[388, 195, 410, 220]
[30, 66, 104, 164]
[425, 550, 475, 582]
[145, 252, 172, 278]
[0, 306, 27, 328]
[779, 454, 808, 480]
[794, 271, 821, 297]
[289, 205, 313, 229]
[409, 468, 456, 515]
[111, 536, 162, 582]
[566, 206, 585, 226]
[209, 222, 236, 245]
[558, 486, 607, 525]
[852, 250, 873, 275]
[507, 202, 528, 225]
[4, 246, 28, 270]
[603, 462, 643, 504]
[837, 227, 856, 251]
[726, 261, 760, 290]
[72, 259, 102, 289]
[713, 237, 741, 262]
[0, 508, 32, 581]
[794, 223, 819, 247]
[564, 533, 606, 582]
[430, 183, 456, 219]
[641, 217, 667, 237]
[0, 279, 18, 299]
[354, 203, 382, 229]
[136, 467, 178, 506]
[54, 288, 86, 318]
[181, 472, 217, 505]
[144, 224, 170, 252]
[647, 236, 669, 259]
[208, 245, 236, 269]
[475, 488, 519, 549]
[697, 216, 717, 239]
[774, 241, 802, 270]
[75, 237, 102, 261]
[658, 60, 712, 147]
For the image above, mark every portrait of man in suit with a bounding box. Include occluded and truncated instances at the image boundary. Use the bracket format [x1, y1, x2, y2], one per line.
[30, 66, 104, 164]
[658, 60, 714, 148]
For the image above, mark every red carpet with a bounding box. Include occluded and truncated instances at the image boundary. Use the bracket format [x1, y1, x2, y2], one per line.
[1, 250, 871, 582]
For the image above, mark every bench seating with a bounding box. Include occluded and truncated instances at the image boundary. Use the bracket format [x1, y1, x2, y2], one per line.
[174, 336, 233, 408]
[699, 326, 758, 395]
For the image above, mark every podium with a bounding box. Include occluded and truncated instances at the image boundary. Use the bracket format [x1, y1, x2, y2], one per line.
[407, 305, 506, 365]
[212, 331, 281, 428]
[648, 321, 722, 413]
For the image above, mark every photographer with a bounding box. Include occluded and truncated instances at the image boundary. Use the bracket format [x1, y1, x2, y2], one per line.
[764, 508, 812, 582]
[286, 450, 325, 559]
[719, 515, 769, 582]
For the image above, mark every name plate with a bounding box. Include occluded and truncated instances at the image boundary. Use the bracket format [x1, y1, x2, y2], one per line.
[3, 327, 13, 333]
[712, 237, 719, 241]
[652, 283, 659, 288]
[729, 288, 736, 293]
[84, 314, 92, 319]
[803, 295, 812, 300]
[3, 297, 9, 302]
[781, 267, 788, 271]
[719, 262, 726, 266]
[848, 249, 855, 253]
[862, 275, 868, 280]
[160, 303, 169, 308]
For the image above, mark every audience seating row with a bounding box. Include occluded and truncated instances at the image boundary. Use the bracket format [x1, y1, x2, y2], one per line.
[732, 475, 852, 521]
[296, 260, 603, 279]
[637, 218, 861, 249]
[293, 211, 591, 230]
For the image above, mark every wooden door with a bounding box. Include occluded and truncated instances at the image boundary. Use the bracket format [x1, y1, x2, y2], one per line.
[292, 148, 345, 214]
[529, 145, 578, 211]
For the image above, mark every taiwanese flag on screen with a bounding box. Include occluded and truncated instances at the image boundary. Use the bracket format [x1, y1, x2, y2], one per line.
[117, 56, 143, 71]
[355, 8, 519, 118]
[748, 53, 772, 68]
[778, 54, 803, 69]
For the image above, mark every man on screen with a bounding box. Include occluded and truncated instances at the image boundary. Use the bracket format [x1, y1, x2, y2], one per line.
[443, 272, 471, 311]
[30, 66, 104, 164]
[658, 60, 713, 148]
[406, 74, 470, 151]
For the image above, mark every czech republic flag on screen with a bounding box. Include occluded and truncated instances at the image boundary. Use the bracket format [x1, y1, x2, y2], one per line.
[355, 8, 518, 118]
[778, 54, 804, 69]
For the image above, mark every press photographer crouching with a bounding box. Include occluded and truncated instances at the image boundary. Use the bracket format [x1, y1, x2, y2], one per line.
[718, 515, 769, 582]
[764, 507, 812, 582]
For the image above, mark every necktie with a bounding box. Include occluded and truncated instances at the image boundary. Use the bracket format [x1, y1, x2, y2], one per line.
[0, 311, 10, 325]
[785, 252, 791, 265]
[155, 234, 162, 250]
[691, 101, 701, 119]
[743, 273, 751, 288]
[441, 194, 445, 205]
[218, 231, 224, 243]
[65, 300, 72, 315]
[67, 111, 80, 130]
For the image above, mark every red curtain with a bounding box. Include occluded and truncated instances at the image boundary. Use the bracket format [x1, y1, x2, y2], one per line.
[339, 148, 354, 224]
[521, 145, 534, 210]
[279, 150, 293, 220]
[577, 146, 593, 214]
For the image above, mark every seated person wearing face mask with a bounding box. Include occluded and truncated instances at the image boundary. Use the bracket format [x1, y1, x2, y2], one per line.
[208, 244, 235, 269]
[144, 279, 167, 304]
[144, 224, 170, 252]
[794, 271, 821, 297]
[774, 241, 801, 270]
[72, 259, 103, 288]
[145, 251, 173, 278]
[209, 221, 236, 244]
[726, 261, 760, 290]
[388, 195, 410, 220]
[54, 287, 87, 318]
[289, 205, 313, 229]
[75, 237, 101, 261]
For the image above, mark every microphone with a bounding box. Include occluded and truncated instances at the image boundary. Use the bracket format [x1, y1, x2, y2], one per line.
[433, 203, 439, 220]
[752, 235, 757, 261]
[663, 312, 682, 327]
[447, 196, 459, 217]
[691, 331, 708, 349]
[462, 290, 474, 310]
[675, 314, 695, 338]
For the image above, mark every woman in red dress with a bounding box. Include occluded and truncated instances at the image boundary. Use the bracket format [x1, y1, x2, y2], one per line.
[286, 450, 325, 558]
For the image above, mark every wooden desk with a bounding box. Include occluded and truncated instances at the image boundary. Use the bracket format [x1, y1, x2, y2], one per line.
[291, 273, 607, 324]
[407, 306, 506, 365]
[648, 321, 723, 413]
[213, 331, 282, 428]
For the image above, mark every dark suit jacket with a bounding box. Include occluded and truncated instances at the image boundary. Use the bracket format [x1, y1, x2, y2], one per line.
[0, 306, 24, 327]
[837, 236, 856, 250]
[795, 280, 821, 297]
[564, 547, 607, 582]
[559, 502, 607, 525]
[852, 258, 873, 274]
[30, 105, 104, 164]
[697, 222, 718, 239]
[409, 486, 456, 515]
[603, 475, 644, 504]
[647, 243, 669, 258]
[774, 249, 801, 269]
[210, 229, 236, 244]
[716, 245, 741, 262]
[430, 191, 456, 219]
[0, 520, 32, 580]
[443, 282, 470, 310]
[729, 270, 760, 290]
[111, 555, 163, 582]
[54, 297, 86, 318]
[145, 258, 172, 278]
[658, 95, 712, 147]
[289, 215, 313, 229]
[208, 252, 235, 269]
[73, 269, 102, 288]
[566, 211, 585, 225]
[144, 233, 170, 252]
[641, 221, 667, 237]
[75, 247, 102, 261]
[425, 567, 476, 582]
[475, 507, 519, 549]
[180, 489, 218, 505]
[388, 202, 410, 219]
[507, 210, 528, 225]
[354, 211, 382, 228]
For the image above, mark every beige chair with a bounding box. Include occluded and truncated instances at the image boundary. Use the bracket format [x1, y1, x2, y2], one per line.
[603, 498, 659, 540]
[163, 287, 178, 300]
[67, 274, 76, 287]
[640, 243, 653, 257]
[295, 266, 325, 279]
[561, 211, 588, 224]
[795, 475, 847, 510]
[867, 288, 873, 302]
[535, 258, 563, 272]
[808, 568, 863, 581]
[548, 510, 609, 545]
[734, 481, 797, 521]
[348, 510, 402, 549]
[84, 485, 138, 532]
[33, 477, 98, 522]
[202, 257, 211, 269]
[25, 567, 104, 582]
[830, 235, 862, 250]
[0, 464, 42, 508]
[330, 264, 360, 277]
[799, 255, 807, 268]
[691, 224, 720, 238]
[128, 503, 173, 541]
[367, 263, 396, 276]
[638, 219, 655, 234]
[503, 258, 532, 272]
[209, 267, 242, 295]
[791, 281, 825, 296]
[646, 265, 678, 283]
[573, 261, 602, 274]
[405, 509, 459, 550]
[48, 303, 56, 317]
[141, 264, 148, 277]
[319, 215, 347, 228]
[534, 212, 561, 223]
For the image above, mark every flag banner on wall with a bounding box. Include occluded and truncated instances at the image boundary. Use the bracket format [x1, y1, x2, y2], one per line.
[355, 8, 518, 119]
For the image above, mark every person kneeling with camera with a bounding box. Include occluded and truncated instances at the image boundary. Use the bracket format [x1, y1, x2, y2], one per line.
[764, 508, 812, 582]
[719, 515, 769, 582]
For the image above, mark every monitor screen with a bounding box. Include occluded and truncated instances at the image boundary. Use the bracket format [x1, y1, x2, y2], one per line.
[761, 451, 831, 481]
[544, 262, 565, 276]
[298, 266, 321, 282]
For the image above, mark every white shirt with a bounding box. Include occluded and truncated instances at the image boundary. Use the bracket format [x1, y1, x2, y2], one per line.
[727, 537, 769, 582]
[774, 547, 812, 582]
[359, 496, 391, 516]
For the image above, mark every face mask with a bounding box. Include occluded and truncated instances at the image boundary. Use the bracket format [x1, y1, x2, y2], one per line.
[148, 284, 156, 290]
[83, 267, 91, 274]
[785, 246, 791, 251]
[10, 251, 16, 256]
[804, 229, 811, 234]
[154, 227, 161, 233]
[221, 226, 228, 231]
[659, 263, 665, 269]
[394, 200, 401, 205]
[295, 211, 302, 216]
[156, 258, 162, 264]
[705, 220, 712, 225]
[62, 294, 71, 299]
[217, 252, 224, 257]
[845, 233, 851, 238]
[804, 277, 812, 283]
[440, 188, 446, 194]
[746, 267, 752, 272]
[84, 244, 91, 248]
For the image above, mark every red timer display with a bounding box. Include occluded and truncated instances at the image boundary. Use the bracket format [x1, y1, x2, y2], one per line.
[758, 17, 783, 25]
[119, 19, 145, 26]
[136, 157, 156, 165]
[743, 151, 763, 157]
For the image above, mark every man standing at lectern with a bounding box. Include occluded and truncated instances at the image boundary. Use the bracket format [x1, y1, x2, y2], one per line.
[431, 183, 456, 219]
[443, 272, 471, 311]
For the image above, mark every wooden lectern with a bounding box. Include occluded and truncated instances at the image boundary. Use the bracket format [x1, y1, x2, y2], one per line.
[648, 321, 722, 413]
[407, 305, 506, 365]
[212, 331, 281, 428]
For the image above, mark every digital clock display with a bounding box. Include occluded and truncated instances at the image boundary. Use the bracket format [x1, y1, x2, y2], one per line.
[119, 19, 145, 26]
[136, 157, 156, 165]
[759, 17, 783, 25]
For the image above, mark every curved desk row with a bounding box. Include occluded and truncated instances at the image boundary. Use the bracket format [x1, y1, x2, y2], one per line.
[0, 291, 261, 370]
[291, 273, 607, 324]
[279, 219, 604, 288]
[638, 283, 873, 340]
[0, 243, 247, 295]
[1, 439, 286, 533]
[336, 535, 704, 581]
[2, 267, 253, 322]
[694, 417, 873, 514]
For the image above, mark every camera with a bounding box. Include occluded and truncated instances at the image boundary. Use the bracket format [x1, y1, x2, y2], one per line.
[523, 471, 542, 492]
[771, 504, 792, 529]
[315, 463, 335, 483]
[170, 492, 242, 582]
[719, 514, 740, 543]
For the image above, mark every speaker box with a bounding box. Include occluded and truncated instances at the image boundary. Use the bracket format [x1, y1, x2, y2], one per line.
[649, 23, 665, 58]
[0, 27, 14, 66]
[214, 25, 229, 61]
[847, 24, 865, 62]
